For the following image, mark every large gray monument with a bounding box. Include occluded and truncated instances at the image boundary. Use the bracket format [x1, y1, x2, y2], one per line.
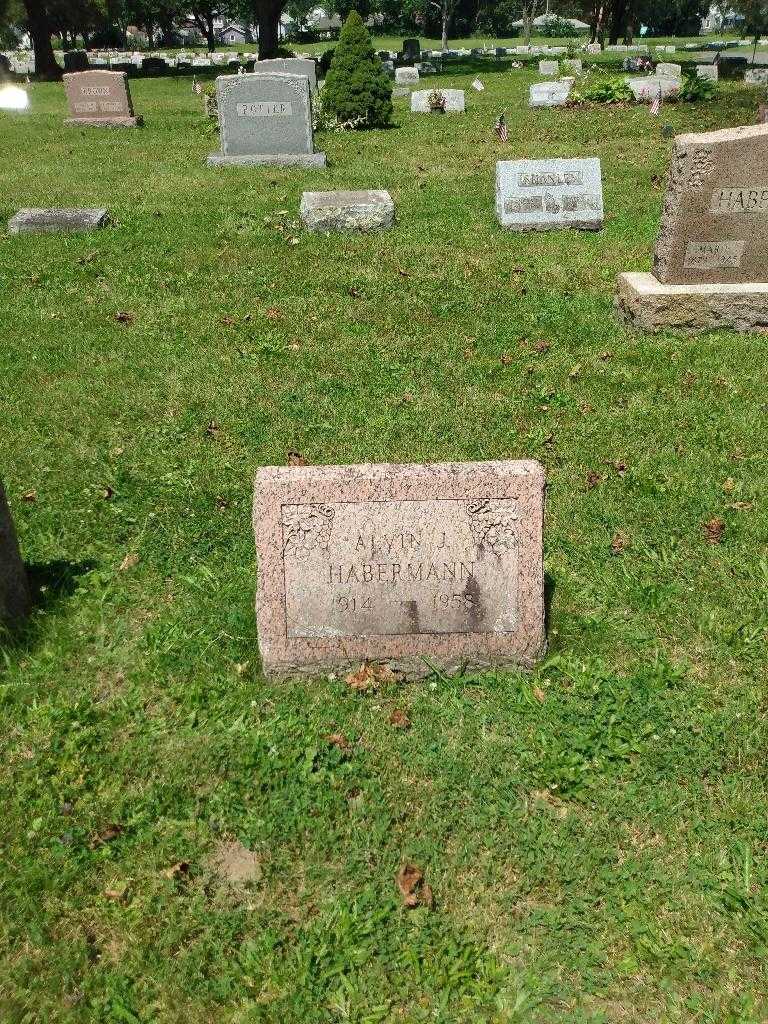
[207, 71, 326, 168]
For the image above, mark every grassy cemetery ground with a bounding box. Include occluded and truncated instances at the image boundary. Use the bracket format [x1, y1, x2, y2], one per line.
[1, 65, 767, 1023]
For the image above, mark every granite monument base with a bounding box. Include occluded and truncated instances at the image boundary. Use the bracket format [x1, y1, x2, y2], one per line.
[207, 151, 327, 168]
[616, 272, 768, 333]
[64, 115, 141, 127]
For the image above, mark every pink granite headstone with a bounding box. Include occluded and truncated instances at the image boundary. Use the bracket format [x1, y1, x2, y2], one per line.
[63, 70, 140, 127]
[253, 460, 546, 679]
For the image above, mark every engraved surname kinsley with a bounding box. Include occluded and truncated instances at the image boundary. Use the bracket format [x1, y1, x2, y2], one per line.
[236, 101, 293, 117]
[711, 188, 768, 213]
[518, 170, 583, 187]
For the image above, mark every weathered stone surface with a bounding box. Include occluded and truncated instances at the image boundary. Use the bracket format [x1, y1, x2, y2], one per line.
[616, 271, 768, 332]
[8, 207, 109, 234]
[63, 70, 139, 126]
[627, 76, 681, 101]
[745, 68, 768, 85]
[253, 460, 546, 678]
[696, 64, 718, 80]
[254, 57, 317, 91]
[653, 124, 768, 285]
[300, 190, 394, 231]
[395, 66, 419, 84]
[656, 61, 682, 78]
[496, 157, 603, 231]
[207, 71, 325, 168]
[410, 88, 465, 112]
[562, 58, 582, 74]
[0, 480, 31, 629]
[529, 81, 571, 107]
[538, 59, 559, 76]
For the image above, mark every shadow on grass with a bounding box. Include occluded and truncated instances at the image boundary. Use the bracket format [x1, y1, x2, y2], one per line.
[1, 559, 95, 653]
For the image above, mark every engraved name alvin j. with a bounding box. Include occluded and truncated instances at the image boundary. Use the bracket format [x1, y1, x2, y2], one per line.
[236, 101, 293, 117]
[282, 500, 519, 586]
[711, 188, 768, 214]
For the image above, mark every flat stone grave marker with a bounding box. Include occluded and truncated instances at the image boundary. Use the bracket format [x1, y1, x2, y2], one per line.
[253, 460, 546, 679]
[538, 59, 559, 76]
[562, 58, 582, 74]
[745, 68, 768, 84]
[410, 88, 465, 113]
[617, 123, 768, 330]
[0, 480, 31, 628]
[696, 64, 718, 80]
[627, 76, 681, 101]
[63, 70, 139, 126]
[529, 81, 571, 107]
[207, 71, 325, 168]
[395, 66, 419, 85]
[300, 190, 394, 231]
[254, 56, 317, 91]
[8, 207, 109, 234]
[496, 158, 604, 231]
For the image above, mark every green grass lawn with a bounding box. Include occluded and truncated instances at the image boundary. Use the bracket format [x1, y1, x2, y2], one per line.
[1, 65, 767, 1024]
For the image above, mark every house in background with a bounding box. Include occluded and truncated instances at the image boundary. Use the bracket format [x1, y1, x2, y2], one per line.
[216, 22, 253, 45]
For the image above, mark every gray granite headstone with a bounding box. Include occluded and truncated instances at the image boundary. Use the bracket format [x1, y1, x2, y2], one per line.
[300, 190, 394, 231]
[254, 57, 317, 91]
[8, 208, 109, 234]
[207, 71, 325, 168]
[0, 480, 31, 629]
[496, 158, 604, 231]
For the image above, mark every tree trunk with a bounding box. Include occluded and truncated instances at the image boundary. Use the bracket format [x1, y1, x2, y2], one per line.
[441, 0, 448, 50]
[255, 0, 283, 59]
[22, 0, 61, 79]
[609, 0, 627, 45]
[205, 14, 215, 51]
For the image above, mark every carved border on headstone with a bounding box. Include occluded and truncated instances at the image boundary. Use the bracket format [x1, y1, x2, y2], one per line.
[281, 503, 335, 559]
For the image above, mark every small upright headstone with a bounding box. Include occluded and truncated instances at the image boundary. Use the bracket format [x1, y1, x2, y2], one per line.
[585, 42, 601, 54]
[696, 64, 718, 81]
[207, 71, 325, 168]
[254, 57, 317, 91]
[395, 66, 419, 85]
[562, 58, 582, 74]
[410, 88, 465, 113]
[627, 76, 680, 102]
[0, 480, 31, 629]
[63, 70, 140, 127]
[253, 460, 546, 678]
[616, 123, 768, 331]
[538, 59, 559, 76]
[496, 158, 604, 232]
[529, 81, 572, 107]
[402, 38, 421, 62]
[745, 68, 768, 85]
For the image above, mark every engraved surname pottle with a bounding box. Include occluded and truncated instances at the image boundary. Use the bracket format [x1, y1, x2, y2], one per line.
[281, 498, 520, 639]
[236, 101, 293, 117]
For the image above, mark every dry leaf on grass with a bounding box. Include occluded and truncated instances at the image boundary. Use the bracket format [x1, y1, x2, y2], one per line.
[396, 863, 433, 909]
[22, 489, 37, 502]
[118, 553, 139, 571]
[500, 352, 513, 366]
[161, 861, 190, 880]
[613, 460, 628, 477]
[703, 517, 725, 544]
[585, 470, 603, 490]
[114, 311, 134, 324]
[205, 419, 220, 439]
[287, 450, 307, 466]
[533, 685, 546, 704]
[389, 709, 411, 730]
[533, 340, 551, 354]
[326, 732, 352, 753]
[265, 307, 282, 320]
[89, 823, 124, 849]
[345, 661, 401, 692]
[610, 532, 629, 555]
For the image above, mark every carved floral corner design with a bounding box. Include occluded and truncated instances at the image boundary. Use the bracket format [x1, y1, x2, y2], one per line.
[466, 499, 519, 556]
[282, 503, 335, 560]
